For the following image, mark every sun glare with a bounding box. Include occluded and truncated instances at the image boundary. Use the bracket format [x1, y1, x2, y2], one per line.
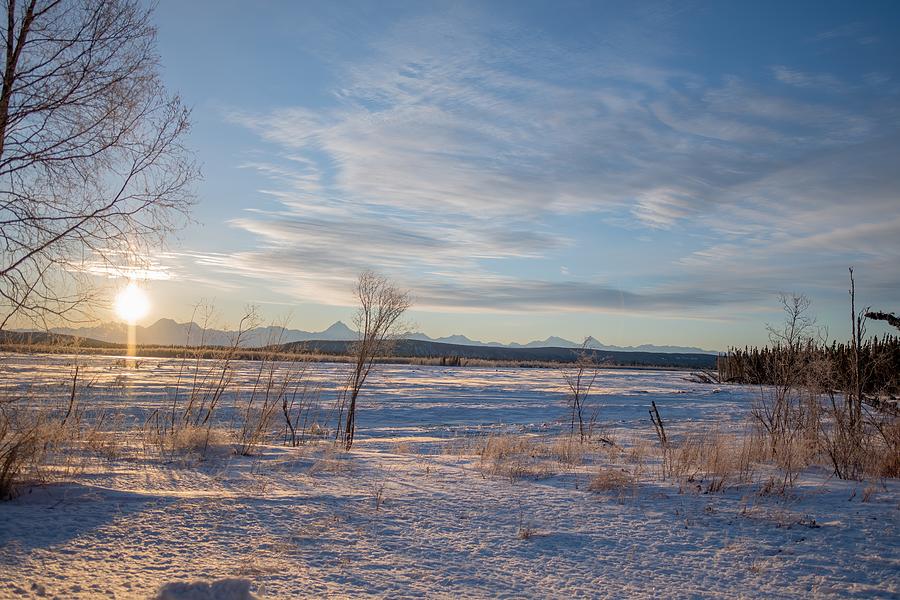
[114, 281, 150, 324]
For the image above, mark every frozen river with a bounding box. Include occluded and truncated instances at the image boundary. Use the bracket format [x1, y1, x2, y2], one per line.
[0, 352, 756, 441]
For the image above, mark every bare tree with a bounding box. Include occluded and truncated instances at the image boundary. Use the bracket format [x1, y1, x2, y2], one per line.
[0, 0, 197, 330]
[561, 340, 598, 443]
[847, 268, 868, 434]
[338, 270, 410, 450]
[820, 267, 896, 480]
[752, 293, 819, 458]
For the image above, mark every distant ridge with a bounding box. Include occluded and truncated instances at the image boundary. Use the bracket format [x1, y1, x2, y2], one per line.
[42, 318, 363, 348]
[0, 329, 718, 369]
[274, 339, 718, 369]
[26, 318, 718, 354]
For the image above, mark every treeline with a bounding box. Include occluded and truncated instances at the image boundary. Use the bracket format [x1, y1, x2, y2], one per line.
[279, 339, 717, 369]
[718, 334, 900, 397]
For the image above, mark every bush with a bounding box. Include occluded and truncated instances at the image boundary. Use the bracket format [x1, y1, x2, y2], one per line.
[0, 421, 41, 499]
[588, 467, 634, 493]
[0, 401, 80, 499]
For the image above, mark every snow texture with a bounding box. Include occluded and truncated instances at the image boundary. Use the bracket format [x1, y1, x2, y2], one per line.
[0, 354, 898, 598]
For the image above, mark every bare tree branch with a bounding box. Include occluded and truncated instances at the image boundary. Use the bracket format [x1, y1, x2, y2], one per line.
[0, 0, 197, 328]
[865, 310, 900, 332]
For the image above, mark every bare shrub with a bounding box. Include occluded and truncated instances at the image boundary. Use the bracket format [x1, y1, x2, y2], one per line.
[752, 294, 821, 461]
[0, 412, 86, 498]
[560, 341, 599, 443]
[134, 305, 259, 462]
[236, 351, 311, 456]
[370, 480, 387, 510]
[772, 432, 816, 490]
[588, 467, 635, 494]
[0, 365, 103, 498]
[172, 306, 256, 433]
[167, 313, 312, 457]
[236, 400, 280, 456]
[0, 412, 43, 499]
[516, 515, 538, 540]
[282, 365, 321, 447]
[819, 271, 900, 480]
[873, 420, 900, 477]
[757, 476, 783, 497]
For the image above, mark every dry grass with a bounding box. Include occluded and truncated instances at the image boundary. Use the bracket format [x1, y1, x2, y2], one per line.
[861, 484, 877, 503]
[0, 381, 113, 498]
[871, 420, 900, 478]
[392, 441, 415, 454]
[451, 432, 651, 485]
[142, 421, 234, 461]
[82, 427, 123, 461]
[549, 436, 585, 466]
[588, 467, 636, 495]
[663, 428, 762, 493]
[626, 437, 652, 466]
[172, 426, 233, 456]
[307, 444, 352, 475]
[475, 434, 556, 482]
[370, 480, 387, 510]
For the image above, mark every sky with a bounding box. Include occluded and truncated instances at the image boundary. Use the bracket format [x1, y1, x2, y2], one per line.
[102, 0, 900, 349]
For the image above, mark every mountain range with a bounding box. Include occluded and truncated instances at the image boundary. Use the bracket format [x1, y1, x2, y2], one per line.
[38, 319, 717, 355]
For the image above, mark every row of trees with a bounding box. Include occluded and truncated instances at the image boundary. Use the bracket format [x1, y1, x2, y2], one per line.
[717, 335, 900, 397]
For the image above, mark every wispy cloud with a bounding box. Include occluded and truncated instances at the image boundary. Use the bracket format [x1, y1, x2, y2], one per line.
[208, 7, 900, 316]
[811, 22, 879, 46]
[772, 66, 844, 91]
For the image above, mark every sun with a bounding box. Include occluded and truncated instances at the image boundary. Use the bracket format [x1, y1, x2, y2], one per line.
[114, 281, 150, 324]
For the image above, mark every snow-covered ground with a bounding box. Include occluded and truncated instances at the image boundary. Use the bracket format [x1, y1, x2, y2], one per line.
[0, 354, 898, 599]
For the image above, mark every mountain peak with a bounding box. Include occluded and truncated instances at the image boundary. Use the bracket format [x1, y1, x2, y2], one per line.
[148, 318, 183, 330]
[317, 321, 357, 340]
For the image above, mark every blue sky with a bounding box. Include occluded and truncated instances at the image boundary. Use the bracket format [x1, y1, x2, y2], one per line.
[118, 0, 900, 348]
